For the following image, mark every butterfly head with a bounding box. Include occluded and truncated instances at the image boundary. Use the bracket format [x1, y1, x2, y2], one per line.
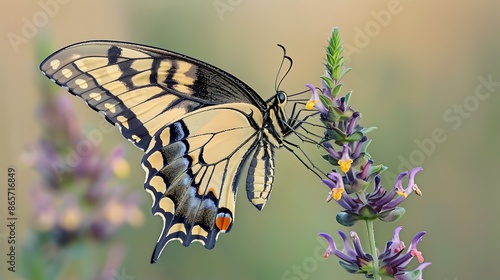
[266, 90, 288, 108]
[261, 90, 291, 146]
[276, 90, 288, 107]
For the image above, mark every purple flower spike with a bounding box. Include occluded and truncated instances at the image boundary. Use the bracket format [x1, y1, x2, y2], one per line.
[312, 27, 430, 279]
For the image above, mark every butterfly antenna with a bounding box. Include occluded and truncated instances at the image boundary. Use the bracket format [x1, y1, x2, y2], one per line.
[287, 88, 311, 99]
[274, 44, 293, 92]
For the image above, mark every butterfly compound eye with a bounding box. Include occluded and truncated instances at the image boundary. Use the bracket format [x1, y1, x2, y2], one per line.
[277, 91, 287, 105]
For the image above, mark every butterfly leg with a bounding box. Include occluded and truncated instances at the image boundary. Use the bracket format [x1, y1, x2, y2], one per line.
[282, 139, 326, 179]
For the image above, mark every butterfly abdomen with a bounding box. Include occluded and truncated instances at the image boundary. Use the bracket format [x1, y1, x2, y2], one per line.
[246, 140, 275, 210]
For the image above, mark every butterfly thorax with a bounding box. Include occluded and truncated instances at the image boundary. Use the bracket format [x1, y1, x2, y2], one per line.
[261, 91, 289, 148]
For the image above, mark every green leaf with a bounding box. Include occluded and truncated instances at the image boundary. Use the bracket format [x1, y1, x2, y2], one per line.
[339, 262, 362, 274]
[325, 126, 347, 142]
[324, 66, 333, 78]
[370, 163, 385, 172]
[324, 105, 342, 122]
[321, 154, 338, 165]
[332, 27, 340, 42]
[391, 267, 425, 280]
[332, 83, 342, 98]
[339, 67, 352, 80]
[344, 90, 352, 105]
[366, 164, 388, 182]
[345, 131, 363, 142]
[319, 93, 333, 107]
[333, 45, 343, 59]
[319, 136, 330, 144]
[332, 64, 341, 80]
[326, 53, 336, 68]
[361, 139, 372, 153]
[358, 205, 378, 220]
[336, 212, 360, 227]
[337, 46, 344, 56]
[379, 207, 405, 223]
[337, 56, 346, 67]
[350, 178, 369, 194]
[361, 126, 377, 134]
[321, 76, 334, 90]
[331, 47, 340, 62]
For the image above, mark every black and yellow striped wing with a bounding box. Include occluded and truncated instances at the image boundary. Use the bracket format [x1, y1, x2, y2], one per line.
[40, 41, 283, 263]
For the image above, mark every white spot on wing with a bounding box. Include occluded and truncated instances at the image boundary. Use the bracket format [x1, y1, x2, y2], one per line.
[50, 59, 60, 70]
[61, 68, 73, 78]
[131, 134, 141, 142]
[116, 115, 129, 129]
[75, 79, 88, 89]
[104, 103, 116, 113]
[89, 92, 101, 101]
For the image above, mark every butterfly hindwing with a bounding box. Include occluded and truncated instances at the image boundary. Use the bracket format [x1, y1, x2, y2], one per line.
[142, 103, 264, 262]
[40, 41, 285, 263]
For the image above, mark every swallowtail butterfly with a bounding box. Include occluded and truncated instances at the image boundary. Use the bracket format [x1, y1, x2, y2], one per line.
[40, 41, 314, 263]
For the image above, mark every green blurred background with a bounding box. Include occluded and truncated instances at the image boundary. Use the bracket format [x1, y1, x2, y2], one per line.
[1, 0, 499, 279]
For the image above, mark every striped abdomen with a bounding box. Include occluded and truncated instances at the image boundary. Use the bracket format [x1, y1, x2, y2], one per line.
[246, 139, 275, 210]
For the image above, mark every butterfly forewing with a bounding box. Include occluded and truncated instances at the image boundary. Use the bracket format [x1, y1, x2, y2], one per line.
[39, 41, 267, 150]
[40, 40, 286, 263]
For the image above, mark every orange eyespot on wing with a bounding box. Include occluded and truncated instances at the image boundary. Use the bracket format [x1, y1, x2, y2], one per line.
[215, 212, 233, 233]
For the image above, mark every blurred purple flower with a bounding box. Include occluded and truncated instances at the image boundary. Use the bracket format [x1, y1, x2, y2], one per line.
[27, 93, 143, 238]
[25, 87, 143, 280]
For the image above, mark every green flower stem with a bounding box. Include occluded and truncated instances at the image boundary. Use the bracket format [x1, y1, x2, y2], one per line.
[366, 220, 381, 280]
